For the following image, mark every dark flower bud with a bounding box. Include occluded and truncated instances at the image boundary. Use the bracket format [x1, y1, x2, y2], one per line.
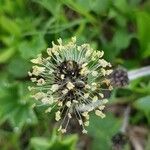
[110, 68, 129, 88]
[111, 132, 127, 148]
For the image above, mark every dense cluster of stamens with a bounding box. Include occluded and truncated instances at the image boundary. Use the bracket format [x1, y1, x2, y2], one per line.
[28, 37, 113, 133]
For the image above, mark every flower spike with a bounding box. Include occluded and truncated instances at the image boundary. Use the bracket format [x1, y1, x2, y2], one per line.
[29, 37, 113, 133]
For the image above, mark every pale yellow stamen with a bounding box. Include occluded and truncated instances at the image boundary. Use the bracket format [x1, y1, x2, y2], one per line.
[96, 51, 104, 58]
[82, 129, 88, 134]
[98, 105, 105, 110]
[47, 48, 52, 56]
[57, 38, 63, 45]
[91, 82, 97, 91]
[85, 50, 92, 57]
[85, 84, 90, 89]
[84, 121, 89, 126]
[28, 86, 33, 91]
[55, 111, 61, 121]
[93, 96, 98, 102]
[106, 69, 113, 75]
[99, 93, 104, 98]
[79, 120, 82, 125]
[101, 68, 106, 76]
[81, 63, 88, 68]
[68, 113, 72, 118]
[31, 54, 42, 64]
[99, 59, 109, 67]
[95, 110, 106, 118]
[32, 66, 45, 76]
[66, 101, 71, 108]
[102, 99, 108, 104]
[92, 71, 98, 77]
[31, 78, 37, 82]
[61, 129, 66, 133]
[62, 89, 68, 95]
[66, 82, 75, 90]
[73, 100, 78, 104]
[84, 93, 90, 99]
[41, 97, 50, 104]
[82, 111, 88, 117]
[61, 74, 65, 80]
[58, 101, 63, 107]
[33, 92, 46, 100]
[51, 84, 59, 92]
[28, 71, 32, 76]
[45, 107, 52, 113]
[71, 36, 76, 43]
[37, 78, 45, 86]
[109, 85, 113, 90]
[80, 67, 89, 75]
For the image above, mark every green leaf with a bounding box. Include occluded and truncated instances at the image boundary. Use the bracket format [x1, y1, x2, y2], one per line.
[88, 0, 111, 15]
[143, 41, 150, 57]
[87, 113, 122, 150]
[112, 29, 133, 51]
[31, 137, 50, 150]
[33, 0, 62, 16]
[0, 15, 21, 36]
[113, 0, 129, 14]
[0, 48, 16, 63]
[61, 0, 97, 23]
[0, 82, 37, 129]
[30, 130, 78, 150]
[19, 35, 46, 59]
[134, 96, 150, 113]
[10, 105, 37, 130]
[134, 95, 150, 123]
[103, 29, 133, 61]
[7, 57, 31, 78]
[68, 0, 110, 15]
[136, 11, 150, 58]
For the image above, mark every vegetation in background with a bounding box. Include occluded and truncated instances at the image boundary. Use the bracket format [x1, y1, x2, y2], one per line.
[0, 0, 150, 149]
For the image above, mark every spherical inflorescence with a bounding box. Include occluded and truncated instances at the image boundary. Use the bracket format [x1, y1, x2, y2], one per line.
[28, 37, 113, 133]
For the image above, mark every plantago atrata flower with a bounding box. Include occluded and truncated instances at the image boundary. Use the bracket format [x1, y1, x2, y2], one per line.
[28, 37, 113, 133]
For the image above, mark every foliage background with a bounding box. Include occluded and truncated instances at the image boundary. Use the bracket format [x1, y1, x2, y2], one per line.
[0, 0, 150, 149]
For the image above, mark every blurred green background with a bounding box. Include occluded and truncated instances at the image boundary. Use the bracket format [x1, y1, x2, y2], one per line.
[0, 0, 150, 149]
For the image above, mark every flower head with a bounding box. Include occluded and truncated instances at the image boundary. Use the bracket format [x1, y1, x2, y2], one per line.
[29, 37, 113, 133]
